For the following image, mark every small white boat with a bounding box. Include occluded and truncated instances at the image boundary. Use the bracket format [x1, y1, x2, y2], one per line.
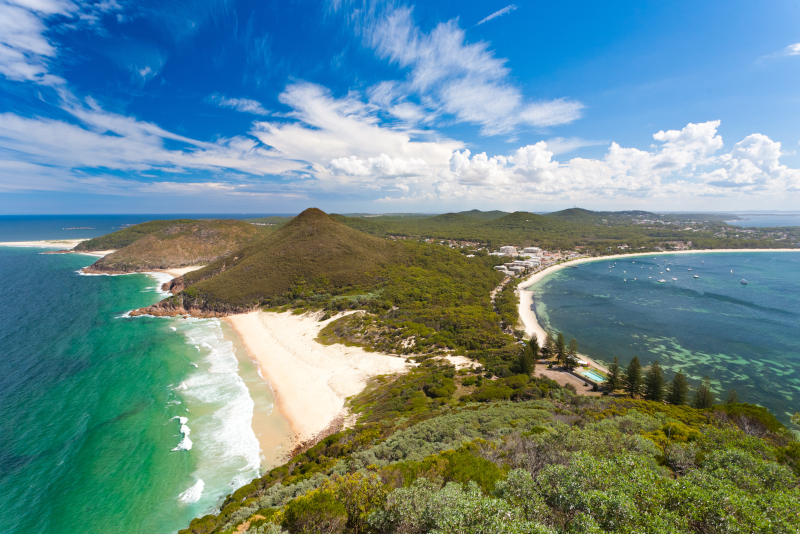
[693, 275, 699, 278]
[672, 277, 677, 281]
[687, 268, 692, 271]
[648, 276, 652, 279]
[624, 279, 627, 282]
[666, 268, 670, 271]
[658, 279, 667, 283]
[741, 279, 748, 285]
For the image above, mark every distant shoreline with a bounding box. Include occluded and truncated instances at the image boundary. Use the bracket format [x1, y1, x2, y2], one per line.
[516, 248, 800, 373]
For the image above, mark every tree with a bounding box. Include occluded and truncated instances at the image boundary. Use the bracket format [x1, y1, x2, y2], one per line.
[605, 357, 623, 393]
[624, 356, 643, 398]
[565, 338, 579, 371]
[517, 346, 535, 377]
[692, 376, 715, 409]
[725, 388, 739, 405]
[555, 332, 566, 365]
[666, 370, 689, 405]
[541, 332, 555, 360]
[528, 334, 540, 361]
[643, 360, 665, 402]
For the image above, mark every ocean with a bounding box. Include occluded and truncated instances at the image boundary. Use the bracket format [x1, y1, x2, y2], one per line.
[726, 215, 800, 228]
[0, 221, 289, 533]
[530, 252, 800, 422]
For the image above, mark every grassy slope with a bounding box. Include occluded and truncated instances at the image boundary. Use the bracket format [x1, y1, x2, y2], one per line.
[74, 219, 195, 251]
[86, 219, 265, 272]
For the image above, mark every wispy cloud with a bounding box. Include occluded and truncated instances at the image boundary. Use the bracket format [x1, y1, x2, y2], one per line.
[207, 94, 270, 116]
[780, 43, 800, 56]
[0, 0, 125, 85]
[367, 7, 583, 136]
[476, 4, 517, 26]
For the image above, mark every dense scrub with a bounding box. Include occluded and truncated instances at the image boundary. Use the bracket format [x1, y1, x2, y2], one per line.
[74, 219, 196, 250]
[333, 210, 798, 252]
[180, 362, 800, 534]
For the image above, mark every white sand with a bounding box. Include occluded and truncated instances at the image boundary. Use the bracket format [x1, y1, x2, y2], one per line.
[225, 311, 413, 446]
[517, 248, 800, 373]
[0, 239, 87, 248]
[154, 265, 205, 278]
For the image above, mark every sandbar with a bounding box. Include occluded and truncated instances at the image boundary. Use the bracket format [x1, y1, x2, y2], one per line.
[0, 239, 88, 248]
[225, 311, 412, 448]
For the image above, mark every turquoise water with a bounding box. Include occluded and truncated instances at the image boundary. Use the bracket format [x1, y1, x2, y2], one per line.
[0, 246, 279, 533]
[530, 252, 800, 421]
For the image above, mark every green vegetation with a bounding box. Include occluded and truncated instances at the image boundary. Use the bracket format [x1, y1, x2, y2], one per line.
[623, 355, 643, 397]
[179, 361, 800, 534]
[643, 360, 665, 402]
[85, 219, 265, 272]
[329, 209, 797, 253]
[74, 219, 196, 250]
[692, 376, 716, 409]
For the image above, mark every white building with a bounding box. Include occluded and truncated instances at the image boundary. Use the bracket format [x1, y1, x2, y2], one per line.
[523, 247, 542, 254]
[499, 245, 517, 256]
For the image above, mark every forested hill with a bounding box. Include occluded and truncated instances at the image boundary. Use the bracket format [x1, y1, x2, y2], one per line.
[333, 210, 795, 251]
[75, 219, 196, 251]
[83, 219, 265, 273]
[179, 358, 800, 534]
[139, 208, 411, 315]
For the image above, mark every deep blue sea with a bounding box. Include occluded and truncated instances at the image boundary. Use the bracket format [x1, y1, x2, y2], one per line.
[530, 252, 800, 421]
[727, 215, 800, 228]
[0, 217, 289, 533]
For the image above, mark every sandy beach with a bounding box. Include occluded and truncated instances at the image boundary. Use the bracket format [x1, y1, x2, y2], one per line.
[517, 248, 800, 373]
[0, 239, 88, 248]
[155, 266, 205, 278]
[225, 311, 413, 448]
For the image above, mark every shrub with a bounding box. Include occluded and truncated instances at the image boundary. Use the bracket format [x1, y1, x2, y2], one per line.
[472, 385, 513, 402]
[281, 489, 347, 534]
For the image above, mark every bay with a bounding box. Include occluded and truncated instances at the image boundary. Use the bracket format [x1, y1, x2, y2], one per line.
[531, 252, 800, 421]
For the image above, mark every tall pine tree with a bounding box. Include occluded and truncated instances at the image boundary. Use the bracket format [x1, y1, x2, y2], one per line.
[692, 376, 715, 409]
[624, 356, 643, 398]
[528, 334, 540, 361]
[643, 360, 665, 402]
[556, 332, 566, 365]
[666, 370, 689, 405]
[605, 357, 623, 393]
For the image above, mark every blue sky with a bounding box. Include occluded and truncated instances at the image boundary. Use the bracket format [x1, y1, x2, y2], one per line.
[1, 0, 799, 214]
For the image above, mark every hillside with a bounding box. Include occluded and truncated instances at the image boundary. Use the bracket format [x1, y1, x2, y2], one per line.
[143, 208, 409, 315]
[333, 209, 798, 252]
[84, 219, 265, 274]
[459, 209, 510, 220]
[179, 358, 800, 534]
[74, 219, 195, 251]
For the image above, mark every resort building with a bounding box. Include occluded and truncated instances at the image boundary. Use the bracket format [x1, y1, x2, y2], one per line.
[499, 245, 518, 256]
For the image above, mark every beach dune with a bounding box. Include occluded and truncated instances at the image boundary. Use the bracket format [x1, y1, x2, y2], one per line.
[225, 311, 412, 448]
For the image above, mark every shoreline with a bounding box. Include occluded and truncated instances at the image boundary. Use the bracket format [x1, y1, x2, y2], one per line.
[517, 248, 800, 373]
[224, 311, 412, 451]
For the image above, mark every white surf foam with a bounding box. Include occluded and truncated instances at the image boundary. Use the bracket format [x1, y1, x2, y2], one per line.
[177, 479, 204, 504]
[171, 416, 193, 451]
[172, 319, 261, 506]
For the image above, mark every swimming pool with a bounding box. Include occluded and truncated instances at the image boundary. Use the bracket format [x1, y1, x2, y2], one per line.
[580, 370, 606, 383]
